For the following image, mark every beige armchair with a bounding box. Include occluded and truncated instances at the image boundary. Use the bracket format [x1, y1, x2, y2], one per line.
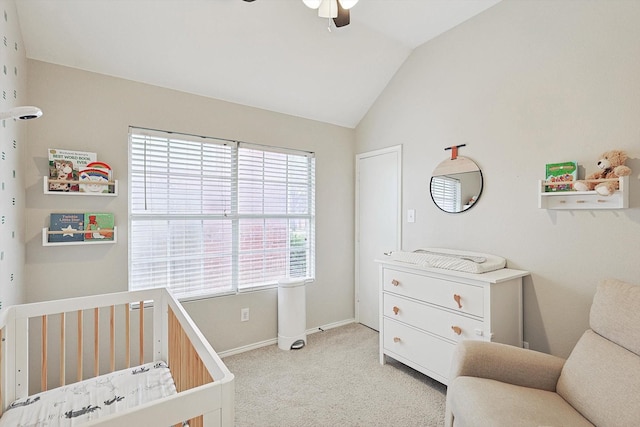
[445, 278, 640, 427]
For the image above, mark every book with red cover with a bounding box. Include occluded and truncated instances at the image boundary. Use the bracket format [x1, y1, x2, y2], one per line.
[84, 213, 115, 240]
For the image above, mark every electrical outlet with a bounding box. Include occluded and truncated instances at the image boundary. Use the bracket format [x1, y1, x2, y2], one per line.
[241, 308, 250, 322]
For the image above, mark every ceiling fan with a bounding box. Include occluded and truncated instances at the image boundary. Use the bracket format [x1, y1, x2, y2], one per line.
[303, 0, 359, 27]
[242, 0, 359, 28]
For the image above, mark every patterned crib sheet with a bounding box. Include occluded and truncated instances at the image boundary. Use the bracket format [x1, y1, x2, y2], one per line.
[0, 361, 177, 426]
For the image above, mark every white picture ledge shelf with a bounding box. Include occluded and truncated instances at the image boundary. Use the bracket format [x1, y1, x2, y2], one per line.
[538, 176, 629, 210]
[42, 227, 118, 246]
[43, 176, 118, 196]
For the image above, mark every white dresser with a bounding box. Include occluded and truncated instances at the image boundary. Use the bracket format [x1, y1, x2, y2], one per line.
[378, 259, 529, 385]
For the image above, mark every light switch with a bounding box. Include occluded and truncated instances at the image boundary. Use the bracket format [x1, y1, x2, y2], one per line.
[407, 209, 415, 223]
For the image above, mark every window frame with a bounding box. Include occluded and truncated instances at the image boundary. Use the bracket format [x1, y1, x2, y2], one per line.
[128, 127, 316, 301]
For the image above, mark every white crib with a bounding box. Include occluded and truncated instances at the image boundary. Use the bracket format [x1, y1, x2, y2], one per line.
[0, 288, 234, 426]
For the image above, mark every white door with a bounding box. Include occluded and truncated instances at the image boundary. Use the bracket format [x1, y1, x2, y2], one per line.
[355, 146, 401, 330]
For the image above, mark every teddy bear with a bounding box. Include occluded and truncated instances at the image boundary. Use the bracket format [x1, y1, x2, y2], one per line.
[573, 149, 631, 196]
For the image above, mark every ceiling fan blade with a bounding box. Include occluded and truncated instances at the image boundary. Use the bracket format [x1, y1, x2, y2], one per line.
[333, 2, 350, 27]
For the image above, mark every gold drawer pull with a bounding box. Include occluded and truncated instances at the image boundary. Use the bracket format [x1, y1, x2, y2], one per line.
[393, 337, 401, 343]
[451, 326, 462, 335]
[453, 294, 462, 309]
[392, 306, 399, 315]
[391, 279, 400, 287]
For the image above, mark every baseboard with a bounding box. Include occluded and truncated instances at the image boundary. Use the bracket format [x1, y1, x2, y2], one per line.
[306, 318, 355, 335]
[219, 318, 356, 358]
[219, 338, 279, 358]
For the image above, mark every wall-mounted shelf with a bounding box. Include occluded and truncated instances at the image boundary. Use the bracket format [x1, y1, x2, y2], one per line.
[42, 226, 118, 246]
[43, 176, 118, 196]
[538, 176, 629, 210]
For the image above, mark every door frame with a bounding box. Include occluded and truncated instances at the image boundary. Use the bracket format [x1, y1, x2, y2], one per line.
[355, 145, 402, 325]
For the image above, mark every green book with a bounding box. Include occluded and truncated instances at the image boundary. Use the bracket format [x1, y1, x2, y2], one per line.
[545, 161, 577, 192]
[84, 213, 115, 241]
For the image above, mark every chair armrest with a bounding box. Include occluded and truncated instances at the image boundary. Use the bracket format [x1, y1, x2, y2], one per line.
[449, 340, 566, 392]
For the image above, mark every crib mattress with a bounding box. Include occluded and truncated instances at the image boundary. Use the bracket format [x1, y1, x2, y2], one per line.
[0, 361, 177, 426]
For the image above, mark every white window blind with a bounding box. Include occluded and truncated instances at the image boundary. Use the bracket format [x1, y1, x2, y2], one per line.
[129, 128, 315, 299]
[431, 175, 461, 213]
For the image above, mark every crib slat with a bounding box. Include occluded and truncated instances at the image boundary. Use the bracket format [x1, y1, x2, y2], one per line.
[169, 308, 180, 427]
[125, 304, 131, 368]
[76, 310, 84, 381]
[139, 301, 144, 365]
[60, 313, 66, 386]
[188, 342, 194, 391]
[168, 308, 180, 390]
[110, 305, 115, 372]
[94, 307, 99, 377]
[41, 315, 48, 391]
[77, 310, 83, 382]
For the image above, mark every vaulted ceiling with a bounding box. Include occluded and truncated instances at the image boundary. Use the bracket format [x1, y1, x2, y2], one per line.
[16, 0, 501, 128]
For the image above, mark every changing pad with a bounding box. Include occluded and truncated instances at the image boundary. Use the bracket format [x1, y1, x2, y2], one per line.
[0, 361, 176, 426]
[386, 248, 506, 274]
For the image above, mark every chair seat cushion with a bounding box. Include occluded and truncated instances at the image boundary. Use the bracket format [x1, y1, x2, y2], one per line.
[447, 376, 594, 427]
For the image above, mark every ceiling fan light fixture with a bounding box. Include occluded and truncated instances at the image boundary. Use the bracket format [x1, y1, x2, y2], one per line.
[302, 0, 322, 9]
[318, 0, 338, 18]
[303, 0, 354, 28]
[338, 0, 358, 9]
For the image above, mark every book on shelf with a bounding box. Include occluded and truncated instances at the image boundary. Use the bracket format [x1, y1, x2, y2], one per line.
[84, 213, 115, 241]
[544, 161, 578, 192]
[79, 161, 113, 193]
[48, 149, 97, 192]
[48, 213, 85, 243]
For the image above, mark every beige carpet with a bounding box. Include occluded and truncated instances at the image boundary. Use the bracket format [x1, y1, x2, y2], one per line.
[223, 323, 447, 427]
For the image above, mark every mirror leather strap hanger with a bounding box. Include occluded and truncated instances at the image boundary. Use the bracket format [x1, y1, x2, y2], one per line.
[444, 144, 466, 160]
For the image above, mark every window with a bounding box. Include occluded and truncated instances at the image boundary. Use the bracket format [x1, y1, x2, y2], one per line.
[129, 128, 315, 299]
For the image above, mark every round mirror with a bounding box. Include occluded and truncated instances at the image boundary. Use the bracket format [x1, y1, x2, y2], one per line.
[430, 156, 483, 213]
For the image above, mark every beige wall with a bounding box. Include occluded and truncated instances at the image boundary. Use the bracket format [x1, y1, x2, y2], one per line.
[21, 0, 640, 360]
[356, 0, 640, 358]
[25, 60, 355, 352]
[0, 0, 27, 310]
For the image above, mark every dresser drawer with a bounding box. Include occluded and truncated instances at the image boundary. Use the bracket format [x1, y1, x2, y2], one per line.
[383, 293, 485, 342]
[383, 318, 455, 381]
[383, 268, 484, 317]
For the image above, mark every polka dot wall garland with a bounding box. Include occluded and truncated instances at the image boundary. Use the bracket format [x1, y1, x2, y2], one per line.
[0, 0, 27, 311]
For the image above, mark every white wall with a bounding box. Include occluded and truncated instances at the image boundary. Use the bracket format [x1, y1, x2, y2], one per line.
[356, 0, 640, 357]
[24, 60, 355, 352]
[0, 0, 27, 311]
